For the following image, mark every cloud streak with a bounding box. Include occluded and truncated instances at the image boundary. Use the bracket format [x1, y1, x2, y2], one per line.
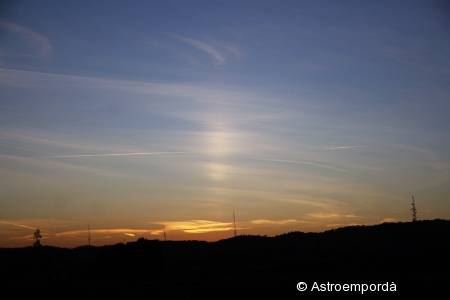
[38, 152, 186, 159]
[151, 220, 234, 234]
[0, 20, 53, 59]
[307, 213, 359, 219]
[176, 36, 225, 65]
[0, 220, 87, 242]
[1, 220, 36, 230]
[253, 157, 349, 173]
[251, 219, 310, 225]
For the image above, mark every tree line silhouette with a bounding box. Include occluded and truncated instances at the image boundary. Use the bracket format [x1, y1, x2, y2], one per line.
[0, 219, 449, 296]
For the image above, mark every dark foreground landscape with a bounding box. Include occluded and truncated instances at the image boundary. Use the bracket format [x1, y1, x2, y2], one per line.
[1, 219, 449, 296]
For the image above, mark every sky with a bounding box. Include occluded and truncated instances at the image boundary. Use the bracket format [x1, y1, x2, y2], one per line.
[0, 0, 449, 248]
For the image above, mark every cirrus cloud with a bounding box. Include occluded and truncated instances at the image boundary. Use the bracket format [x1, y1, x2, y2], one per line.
[0, 20, 53, 59]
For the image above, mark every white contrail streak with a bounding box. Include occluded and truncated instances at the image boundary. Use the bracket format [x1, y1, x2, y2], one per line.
[1, 221, 87, 241]
[1, 221, 36, 230]
[325, 146, 367, 150]
[39, 152, 186, 158]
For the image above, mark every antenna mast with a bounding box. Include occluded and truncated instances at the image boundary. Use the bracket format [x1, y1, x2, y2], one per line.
[163, 225, 167, 241]
[233, 210, 237, 237]
[411, 196, 417, 222]
[88, 224, 91, 246]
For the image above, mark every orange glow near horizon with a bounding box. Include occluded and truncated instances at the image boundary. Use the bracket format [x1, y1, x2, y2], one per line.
[0, 215, 411, 248]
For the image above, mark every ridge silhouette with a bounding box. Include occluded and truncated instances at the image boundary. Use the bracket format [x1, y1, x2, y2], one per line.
[1, 219, 449, 296]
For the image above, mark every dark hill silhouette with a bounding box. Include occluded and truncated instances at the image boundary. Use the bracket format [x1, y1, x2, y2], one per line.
[1, 219, 449, 296]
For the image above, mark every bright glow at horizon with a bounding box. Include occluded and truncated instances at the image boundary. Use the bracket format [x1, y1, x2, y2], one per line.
[0, 0, 449, 248]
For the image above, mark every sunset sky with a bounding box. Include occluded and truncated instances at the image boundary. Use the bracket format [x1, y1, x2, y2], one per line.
[1, 0, 449, 248]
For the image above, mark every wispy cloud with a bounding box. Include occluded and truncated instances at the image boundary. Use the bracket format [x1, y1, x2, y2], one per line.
[253, 157, 349, 173]
[38, 152, 186, 159]
[224, 45, 241, 59]
[151, 220, 233, 234]
[0, 220, 36, 230]
[379, 218, 401, 223]
[0, 220, 157, 243]
[251, 219, 309, 225]
[176, 36, 225, 65]
[307, 213, 359, 219]
[0, 220, 87, 242]
[0, 20, 52, 59]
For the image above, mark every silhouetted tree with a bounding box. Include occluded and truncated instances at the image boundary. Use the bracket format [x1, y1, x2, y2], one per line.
[33, 228, 42, 247]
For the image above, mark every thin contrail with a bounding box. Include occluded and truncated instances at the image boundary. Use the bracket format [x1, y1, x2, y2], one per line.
[1, 221, 36, 230]
[325, 146, 367, 150]
[39, 152, 186, 158]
